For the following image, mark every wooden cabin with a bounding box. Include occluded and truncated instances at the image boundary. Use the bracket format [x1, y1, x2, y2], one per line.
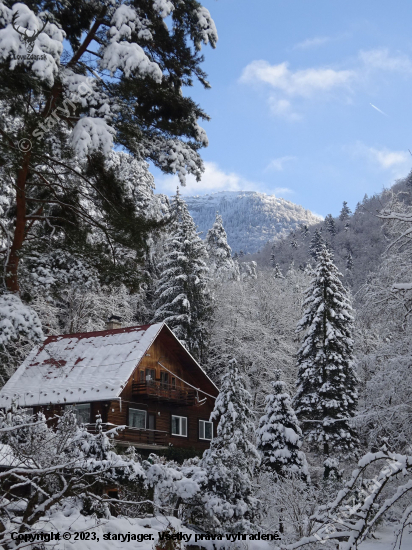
[0, 323, 219, 454]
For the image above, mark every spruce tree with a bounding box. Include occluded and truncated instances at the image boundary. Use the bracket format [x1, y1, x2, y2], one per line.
[257, 373, 309, 481]
[309, 229, 325, 259]
[293, 245, 359, 457]
[324, 214, 336, 237]
[205, 213, 239, 280]
[339, 201, 352, 221]
[201, 359, 260, 531]
[152, 189, 212, 362]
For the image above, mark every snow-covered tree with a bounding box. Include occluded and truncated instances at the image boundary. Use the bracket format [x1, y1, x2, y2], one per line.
[152, 190, 212, 362]
[273, 264, 285, 279]
[339, 201, 352, 221]
[324, 214, 336, 237]
[201, 359, 260, 531]
[257, 373, 309, 481]
[205, 213, 239, 280]
[0, 0, 217, 293]
[309, 229, 325, 259]
[300, 224, 310, 239]
[346, 251, 353, 271]
[239, 260, 257, 280]
[293, 245, 359, 457]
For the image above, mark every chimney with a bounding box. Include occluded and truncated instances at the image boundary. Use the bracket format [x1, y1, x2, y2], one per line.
[106, 315, 122, 330]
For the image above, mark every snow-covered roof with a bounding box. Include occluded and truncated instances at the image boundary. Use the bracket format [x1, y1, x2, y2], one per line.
[0, 323, 165, 408]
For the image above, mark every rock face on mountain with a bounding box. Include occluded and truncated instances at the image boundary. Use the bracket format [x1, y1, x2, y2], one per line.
[185, 191, 321, 253]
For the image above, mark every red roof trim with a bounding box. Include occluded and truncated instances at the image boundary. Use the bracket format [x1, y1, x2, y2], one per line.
[42, 324, 153, 345]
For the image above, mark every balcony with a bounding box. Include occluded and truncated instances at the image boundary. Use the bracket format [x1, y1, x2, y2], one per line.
[132, 380, 196, 406]
[86, 423, 168, 449]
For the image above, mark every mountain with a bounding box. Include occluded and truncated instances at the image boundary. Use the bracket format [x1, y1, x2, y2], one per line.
[185, 191, 322, 253]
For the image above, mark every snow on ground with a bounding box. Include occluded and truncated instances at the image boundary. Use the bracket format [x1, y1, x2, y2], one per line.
[31, 513, 274, 550]
[13, 509, 412, 550]
[359, 525, 412, 550]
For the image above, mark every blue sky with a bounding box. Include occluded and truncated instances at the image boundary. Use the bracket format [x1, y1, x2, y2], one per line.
[154, 0, 412, 217]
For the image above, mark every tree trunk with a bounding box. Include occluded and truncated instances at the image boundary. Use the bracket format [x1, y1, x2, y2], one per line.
[5, 154, 30, 293]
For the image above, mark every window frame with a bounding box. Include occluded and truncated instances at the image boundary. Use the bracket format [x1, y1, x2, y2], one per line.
[128, 408, 147, 430]
[65, 403, 91, 425]
[171, 415, 188, 437]
[198, 419, 213, 441]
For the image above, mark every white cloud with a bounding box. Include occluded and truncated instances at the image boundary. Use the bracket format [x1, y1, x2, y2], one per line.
[351, 142, 410, 172]
[155, 161, 259, 195]
[240, 60, 354, 98]
[269, 98, 300, 120]
[240, 48, 412, 121]
[359, 48, 412, 73]
[368, 147, 409, 169]
[293, 36, 331, 50]
[266, 156, 297, 171]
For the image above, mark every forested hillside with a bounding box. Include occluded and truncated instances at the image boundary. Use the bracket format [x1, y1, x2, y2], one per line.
[251, 175, 412, 291]
[186, 191, 321, 253]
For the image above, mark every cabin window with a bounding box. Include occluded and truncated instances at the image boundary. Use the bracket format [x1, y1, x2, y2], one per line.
[139, 370, 145, 382]
[66, 403, 91, 425]
[171, 415, 187, 437]
[145, 368, 156, 382]
[160, 371, 169, 388]
[171, 377, 176, 389]
[199, 420, 213, 441]
[129, 408, 146, 429]
[23, 407, 34, 417]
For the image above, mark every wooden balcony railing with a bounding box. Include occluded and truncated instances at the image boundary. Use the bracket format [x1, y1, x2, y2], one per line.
[131, 380, 196, 406]
[85, 423, 168, 447]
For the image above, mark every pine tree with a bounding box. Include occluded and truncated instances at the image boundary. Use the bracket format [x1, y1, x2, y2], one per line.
[339, 201, 352, 221]
[293, 245, 359, 458]
[152, 189, 212, 362]
[257, 372, 309, 481]
[273, 264, 285, 279]
[309, 229, 325, 260]
[201, 359, 260, 531]
[205, 213, 239, 280]
[324, 214, 336, 237]
[0, 0, 217, 293]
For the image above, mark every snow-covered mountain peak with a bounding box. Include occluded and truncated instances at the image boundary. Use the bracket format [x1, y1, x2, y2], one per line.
[185, 190, 322, 253]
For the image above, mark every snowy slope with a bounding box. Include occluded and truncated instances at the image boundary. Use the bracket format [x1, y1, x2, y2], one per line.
[185, 191, 321, 253]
